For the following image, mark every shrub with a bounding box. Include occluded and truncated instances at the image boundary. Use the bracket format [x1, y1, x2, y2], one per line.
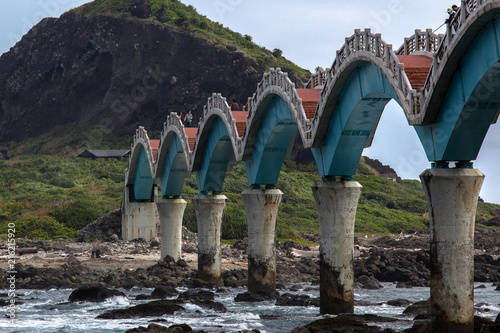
[0, 216, 78, 239]
[50, 199, 106, 230]
[272, 48, 283, 58]
[221, 204, 247, 239]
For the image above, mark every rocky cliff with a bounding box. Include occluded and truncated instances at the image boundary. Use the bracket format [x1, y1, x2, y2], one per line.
[0, 5, 306, 142]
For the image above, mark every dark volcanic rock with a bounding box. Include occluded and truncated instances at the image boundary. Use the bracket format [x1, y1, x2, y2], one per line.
[387, 298, 412, 307]
[177, 289, 214, 302]
[192, 300, 227, 313]
[275, 293, 319, 307]
[151, 286, 179, 299]
[403, 299, 429, 316]
[97, 300, 184, 319]
[234, 291, 280, 302]
[0, 9, 304, 142]
[291, 314, 398, 333]
[68, 285, 125, 302]
[80, 209, 122, 240]
[125, 323, 193, 332]
[128, 0, 152, 19]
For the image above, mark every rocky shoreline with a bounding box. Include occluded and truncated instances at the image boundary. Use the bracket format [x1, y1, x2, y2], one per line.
[1, 228, 499, 332]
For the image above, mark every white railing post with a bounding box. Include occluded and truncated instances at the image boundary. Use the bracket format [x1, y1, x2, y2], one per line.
[375, 33, 381, 57]
[404, 37, 409, 55]
[461, 0, 467, 24]
[364, 28, 371, 52]
[354, 29, 360, 50]
[386, 44, 392, 67]
[426, 28, 432, 52]
[345, 37, 350, 57]
[414, 29, 421, 51]
[398, 63, 404, 89]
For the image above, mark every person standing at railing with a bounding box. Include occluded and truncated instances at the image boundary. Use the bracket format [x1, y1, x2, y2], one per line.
[230, 99, 239, 111]
[445, 5, 458, 24]
[185, 110, 193, 127]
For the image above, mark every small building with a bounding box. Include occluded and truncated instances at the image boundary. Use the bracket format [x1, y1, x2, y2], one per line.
[77, 149, 130, 160]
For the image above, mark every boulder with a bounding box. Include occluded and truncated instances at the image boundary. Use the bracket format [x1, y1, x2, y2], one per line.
[290, 314, 398, 333]
[387, 299, 412, 307]
[275, 293, 319, 307]
[403, 299, 429, 316]
[192, 300, 227, 313]
[125, 323, 192, 332]
[178, 289, 214, 302]
[68, 285, 125, 302]
[151, 286, 179, 299]
[97, 300, 184, 319]
[234, 291, 279, 302]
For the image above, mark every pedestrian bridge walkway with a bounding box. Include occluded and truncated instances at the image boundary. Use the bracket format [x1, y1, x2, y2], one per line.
[122, 1, 500, 331]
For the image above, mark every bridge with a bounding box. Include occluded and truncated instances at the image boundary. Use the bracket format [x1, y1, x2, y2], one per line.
[121, 1, 500, 331]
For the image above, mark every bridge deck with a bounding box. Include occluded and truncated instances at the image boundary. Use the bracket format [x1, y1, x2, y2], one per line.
[397, 55, 433, 92]
[184, 128, 198, 151]
[231, 111, 248, 137]
[296, 88, 321, 120]
[150, 139, 160, 161]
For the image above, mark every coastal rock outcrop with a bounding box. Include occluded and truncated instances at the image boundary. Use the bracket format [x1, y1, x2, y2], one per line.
[0, 8, 304, 142]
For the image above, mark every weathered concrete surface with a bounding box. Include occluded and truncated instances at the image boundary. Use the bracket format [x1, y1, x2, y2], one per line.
[156, 198, 187, 261]
[420, 168, 484, 333]
[241, 189, 283, 295]
[121, 186, 159, 241]
[312, 181, 362, 314]
[192, 195, 227, 285]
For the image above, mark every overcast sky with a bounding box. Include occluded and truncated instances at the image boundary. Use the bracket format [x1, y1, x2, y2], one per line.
[1, 0, 499, 204]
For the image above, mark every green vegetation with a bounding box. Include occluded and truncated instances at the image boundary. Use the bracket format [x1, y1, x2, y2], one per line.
[1, 127, 499, 242]
[71, 0, 310, 83]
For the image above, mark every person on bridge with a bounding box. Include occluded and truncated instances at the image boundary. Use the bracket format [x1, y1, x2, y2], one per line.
[230, 99, 239, 111]
[445, 5, 458, 24]
[185, 110, 193, 127]
[178, 111, 185, 124]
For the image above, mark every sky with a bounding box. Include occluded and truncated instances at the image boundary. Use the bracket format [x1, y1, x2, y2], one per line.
[1, 0, 500, 204]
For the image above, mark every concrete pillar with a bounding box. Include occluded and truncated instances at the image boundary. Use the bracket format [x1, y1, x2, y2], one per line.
[156, 198, 187, 261]
[241, 189, 283, 295]
[312, 180, 362, 314]
[192, 194, 227, 285]
[420, 168, 484, 333]
[121, 186, 159, 241]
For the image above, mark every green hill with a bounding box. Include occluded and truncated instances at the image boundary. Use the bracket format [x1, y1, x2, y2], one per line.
[1, 125, 499, 242]
[73, 0, 310, 82]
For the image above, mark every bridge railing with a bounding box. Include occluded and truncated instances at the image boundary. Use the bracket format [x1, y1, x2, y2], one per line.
[311, 28, 419, 136]
[125, 126, 155, 184]
[396, 29, 443, 55]
[159, 112, 192, 167]
[196, 93, 242, 155]
[243, 68, 311, 143]
[305, 69, 329, 89]
[421, 0, 488, 115]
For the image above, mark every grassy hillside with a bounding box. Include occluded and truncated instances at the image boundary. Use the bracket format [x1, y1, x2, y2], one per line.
[2, 126, 499, 243]
[72, 0, 310, 84]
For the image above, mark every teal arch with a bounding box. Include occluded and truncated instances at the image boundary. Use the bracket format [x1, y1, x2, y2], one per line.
[131, 145, 154, 201]
[157, 133, 187, 198]
[195, 116, 235, 193]
[243, 95, 298, 185]
[311, 62, 400, 177]
[415, 16, 500, 162]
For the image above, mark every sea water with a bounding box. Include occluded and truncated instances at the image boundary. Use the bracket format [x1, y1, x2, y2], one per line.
[2, 283, 499, 333]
